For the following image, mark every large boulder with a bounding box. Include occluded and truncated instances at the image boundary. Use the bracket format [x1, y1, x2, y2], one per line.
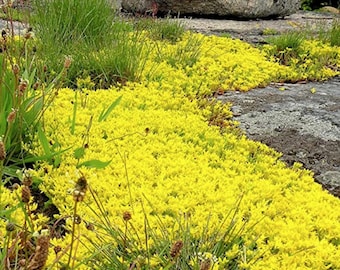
[121, 0, 301, 19]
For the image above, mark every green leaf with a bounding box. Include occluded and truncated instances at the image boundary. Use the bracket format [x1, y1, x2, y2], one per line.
[73, 147, 85, 159]
[77, 159, 112, 169]
[98, 95, 122, 122]
[37, 125, 51, 156]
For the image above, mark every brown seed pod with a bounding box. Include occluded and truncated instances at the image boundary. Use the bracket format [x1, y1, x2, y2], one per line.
[21, 186, 31, 203]
[170, 240, 183, 258]
[123, 211, 132, 222]
[0, 140, 6, 161]
[27, 233, 50, 270]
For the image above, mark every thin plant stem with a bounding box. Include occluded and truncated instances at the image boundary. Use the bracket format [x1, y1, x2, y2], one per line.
[67, 200, 78, 267]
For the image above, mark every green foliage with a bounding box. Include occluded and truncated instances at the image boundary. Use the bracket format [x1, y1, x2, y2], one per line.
[318, 19, 340, 46]
[84, 189, 257, 269]
[73, 27, 149, 88]
[0, 24, 67, 172]
[134, 17, 185, 43]
[155, 33, 203, 68]
[262, 28, 279, 36]
[31, 0, 150, 87]
[266, 31, 306, 65]
[98, 95, 122, 122]
[301, 0, 339, 10]
[31, 0, 114, 49]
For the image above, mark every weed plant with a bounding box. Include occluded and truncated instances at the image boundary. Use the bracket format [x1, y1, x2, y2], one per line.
[0, 5, 72, 270]
[0, 14, 69, 177]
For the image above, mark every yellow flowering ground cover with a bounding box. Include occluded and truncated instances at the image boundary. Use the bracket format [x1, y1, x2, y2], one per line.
[1, 32, 340, 269]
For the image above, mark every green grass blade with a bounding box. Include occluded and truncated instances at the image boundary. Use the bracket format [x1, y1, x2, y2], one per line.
[98, 95, 122, 122]
[37, 125, 51, 156]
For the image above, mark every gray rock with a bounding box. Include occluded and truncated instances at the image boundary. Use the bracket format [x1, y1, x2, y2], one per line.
[122, 0, 155, 14]
[121, 0, 300, 19]
[320, 171, 340, 188]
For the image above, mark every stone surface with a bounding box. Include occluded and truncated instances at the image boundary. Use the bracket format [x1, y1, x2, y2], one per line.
[179, 10, 338, 44]
[219, 77, 340, 197]
[121, 0, 301, 19]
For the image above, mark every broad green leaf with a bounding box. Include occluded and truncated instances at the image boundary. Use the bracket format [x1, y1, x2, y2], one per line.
[12, 146, 71, 165]
[73, 147, 85, 159]
[77, 159, 112, 169]
[98, 95, 122, 122]
[22, 96, 44, 127]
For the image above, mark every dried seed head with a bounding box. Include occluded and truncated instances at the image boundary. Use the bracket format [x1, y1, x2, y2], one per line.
[27, 233, 50, 270]
[200, 259, 211, 270]
[74, 214, 82, 225]
[19, 259, 26, 267]
[73, 175, 87, 202]
[23, 169, 33, 187]
[54, 246, 62, 255]
[64, 56, 72, 69]
[1, 29, 7, 39]
[170, 240, 183, 258]
[7, 108, 16, 123]
[24, 28, 34, 39]
[123, 211, 132, 222]
[18, 79, 29, 95]
[21, 186, 31, 203]
[12, 183, 20, 190]
[0, 140, 6, 161]
[33, 81, 40, 90]
[85, 222, 95, 231]
[43, 65, 47, 73]
[12, 64, 20, 75]
[6, 222, 16, 232]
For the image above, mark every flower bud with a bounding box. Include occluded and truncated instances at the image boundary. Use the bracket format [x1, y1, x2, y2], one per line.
[6, 222, 16, 232]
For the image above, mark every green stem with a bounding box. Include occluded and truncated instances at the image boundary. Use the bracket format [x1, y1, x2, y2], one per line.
[67, 200, 78, 267]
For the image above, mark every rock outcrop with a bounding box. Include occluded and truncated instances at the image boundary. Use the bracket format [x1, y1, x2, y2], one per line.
[121, 0, 301, 19]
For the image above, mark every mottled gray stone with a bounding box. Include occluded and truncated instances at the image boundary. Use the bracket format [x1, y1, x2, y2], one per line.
[121, 0, 300, 18]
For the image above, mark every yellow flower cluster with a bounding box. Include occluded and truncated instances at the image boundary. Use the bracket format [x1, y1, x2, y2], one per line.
[30, 81, 340, 268]
[2, 32, 340, 269]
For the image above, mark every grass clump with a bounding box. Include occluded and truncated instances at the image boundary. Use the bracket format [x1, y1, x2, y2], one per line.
[133, 16, 185, 43]
[30, 0, 148, 87]
[265, 31, 306, 65]
[318, 19, 340, 46]
[31, 0, 114, 49]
